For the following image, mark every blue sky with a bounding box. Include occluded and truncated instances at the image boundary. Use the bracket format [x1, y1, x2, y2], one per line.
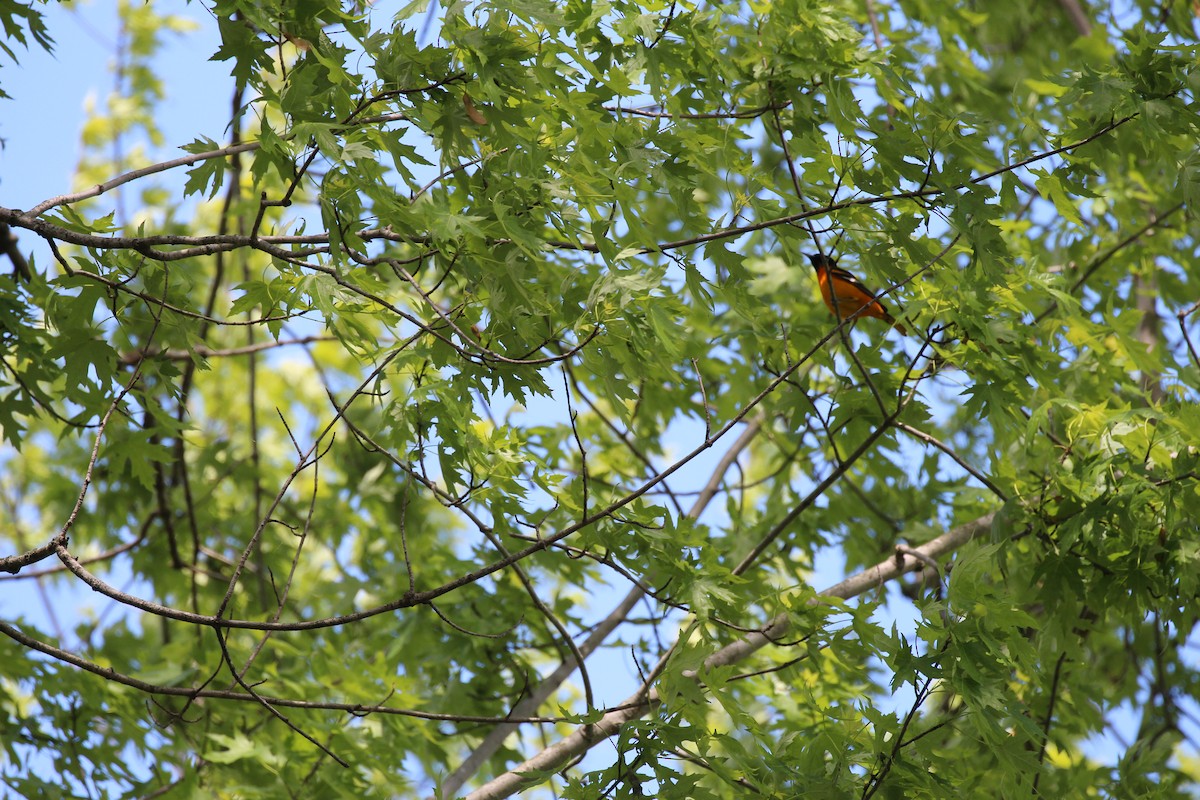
[3, 2, 229, 214]
[1, 0, 228, 620]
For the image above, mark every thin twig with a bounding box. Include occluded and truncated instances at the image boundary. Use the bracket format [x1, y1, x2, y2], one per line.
[895, 421, 1007, 500]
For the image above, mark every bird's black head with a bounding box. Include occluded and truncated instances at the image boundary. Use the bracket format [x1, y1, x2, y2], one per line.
[806, 252, 837, 270]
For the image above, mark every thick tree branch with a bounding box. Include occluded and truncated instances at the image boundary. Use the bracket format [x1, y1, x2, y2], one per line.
[464, 512, 997, 800]
[0, 112, 1136, 270]
[0, 539, 58, 574]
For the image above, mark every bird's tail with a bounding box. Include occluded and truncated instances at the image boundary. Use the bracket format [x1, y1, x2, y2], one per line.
[883, 312, 908, 336]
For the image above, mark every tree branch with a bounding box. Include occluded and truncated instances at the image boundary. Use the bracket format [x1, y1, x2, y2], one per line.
[464, 512, 996, 799]
[436, 418, 765, 798]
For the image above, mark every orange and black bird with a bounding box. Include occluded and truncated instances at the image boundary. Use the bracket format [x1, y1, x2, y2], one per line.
[807, 252, 906, 335]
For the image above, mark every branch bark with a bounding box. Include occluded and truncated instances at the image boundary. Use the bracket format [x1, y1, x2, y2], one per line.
[463, 511, 996, 800]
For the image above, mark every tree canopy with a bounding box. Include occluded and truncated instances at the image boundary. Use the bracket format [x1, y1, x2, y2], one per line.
[2, 0, 1200, 797]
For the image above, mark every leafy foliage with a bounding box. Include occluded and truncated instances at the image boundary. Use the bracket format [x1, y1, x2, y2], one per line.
[1, 0, 1199, 797]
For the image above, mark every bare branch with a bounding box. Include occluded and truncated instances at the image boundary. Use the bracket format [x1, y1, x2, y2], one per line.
[0, 539, 58, 575]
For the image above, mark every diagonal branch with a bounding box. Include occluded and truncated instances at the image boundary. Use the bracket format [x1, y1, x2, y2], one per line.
[463, 512, 996, 800]
[436, 417, 765, 799]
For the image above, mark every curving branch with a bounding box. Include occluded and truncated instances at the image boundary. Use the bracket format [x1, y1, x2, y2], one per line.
[0, 619, 569, 724]
[0, 111, 1137, 272]
[49, 305, 865, 633]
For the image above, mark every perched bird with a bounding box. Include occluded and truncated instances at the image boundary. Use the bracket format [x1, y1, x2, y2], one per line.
[807, 252, 906, 334]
